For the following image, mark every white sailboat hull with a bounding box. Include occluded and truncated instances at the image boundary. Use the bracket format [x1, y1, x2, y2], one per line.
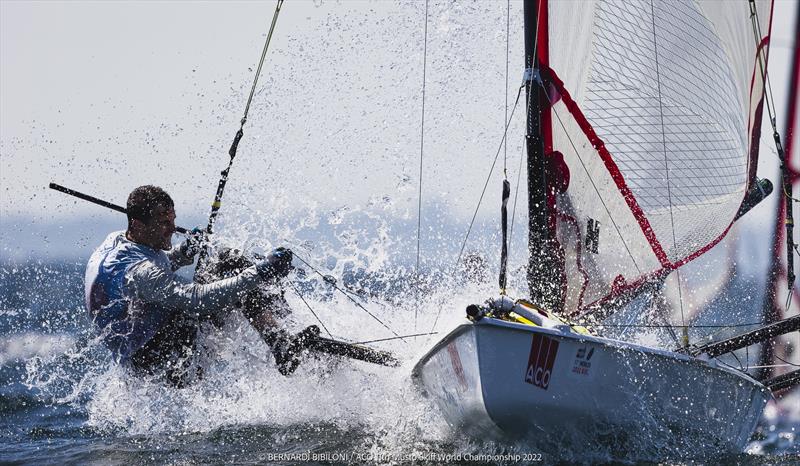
[412, 318, 772, 455]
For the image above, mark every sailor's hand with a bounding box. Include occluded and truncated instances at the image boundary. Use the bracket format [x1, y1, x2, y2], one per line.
[179, 227, 206, 258]
[255, 247, 293, 280]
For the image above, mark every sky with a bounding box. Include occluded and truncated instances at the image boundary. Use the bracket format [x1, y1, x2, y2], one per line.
[0, 0, 798, 265]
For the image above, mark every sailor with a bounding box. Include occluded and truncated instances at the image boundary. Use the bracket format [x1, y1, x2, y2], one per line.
[85, 185, 305, 386]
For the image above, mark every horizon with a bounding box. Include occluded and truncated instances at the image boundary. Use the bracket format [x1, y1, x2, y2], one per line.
[1, 1, 797, 288]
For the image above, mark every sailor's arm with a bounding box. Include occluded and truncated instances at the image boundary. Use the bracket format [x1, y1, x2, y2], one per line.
[127, 262, 261, 316]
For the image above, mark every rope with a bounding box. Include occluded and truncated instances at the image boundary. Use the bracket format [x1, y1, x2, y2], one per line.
[649, 0, 687, 346]
[551, 107, 641, 273]
[286, 280, 334, 339]
[428, 83, 525, 333]
[291, 253, 407, 343]
[415, 0, 430, 336]
[353, 332, 438, 345]
[749, 0, 798, 301]
[196, 0, 284, 271]
[504, 0, 511, 176]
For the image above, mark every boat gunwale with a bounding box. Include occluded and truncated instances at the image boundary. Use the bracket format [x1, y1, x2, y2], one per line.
[412, 316, 771, 395]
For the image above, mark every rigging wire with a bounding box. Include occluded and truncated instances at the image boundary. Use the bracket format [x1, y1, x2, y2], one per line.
[196, 0, 284, 271]
[498, 0, 513, 295]
[507, 138, 527, 272]
[746, 345, 751, 372]
[775, 353, 800, 368]
[415, 0, 430, 335]
[507, 78, 529, 275]
[740, 363, 799, 370]
[717, 358, 751, 373]
[550, 107, 641, 273]
[730, 350, 746, 372]
[203, 0, 284, 236]
[750, 0, 798, 309]
[286, 280, 334, 339]
[428, 0, 541, 336]
[280, 238, 391, 308]
[242, 1, 283, 124]
[649, 0, 688, 346]
[712, 358, 798, 374]
[450, 83, 524, 269]
[291, 253, 407, 343]
[429, 83, 525, 333]
[504, 0, 511, 176]
[697, 320, 756, 345]
[749, 0, 780, 143]
[785, 286, 793, 311]
[353, 332, 439, 345]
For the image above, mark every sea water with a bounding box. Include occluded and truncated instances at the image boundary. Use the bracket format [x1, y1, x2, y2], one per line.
[1, 255, 798, 465]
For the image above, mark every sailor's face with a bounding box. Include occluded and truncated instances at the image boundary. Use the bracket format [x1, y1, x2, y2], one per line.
[144, 205, 176, 250]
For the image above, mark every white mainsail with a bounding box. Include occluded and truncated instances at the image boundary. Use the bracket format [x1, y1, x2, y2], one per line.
[412, 0, 780, 459]
[544, 0, 772, 315]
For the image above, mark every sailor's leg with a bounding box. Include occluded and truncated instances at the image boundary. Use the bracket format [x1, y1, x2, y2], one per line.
[240, 289, 306, 375]
[130, 313, 203, 387]
[202, 248, 305, 375]
[240, 289, 290, 335]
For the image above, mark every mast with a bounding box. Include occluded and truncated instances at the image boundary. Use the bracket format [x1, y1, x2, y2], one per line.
[523, 0, 562, 311]
[759, 8, 800, 381]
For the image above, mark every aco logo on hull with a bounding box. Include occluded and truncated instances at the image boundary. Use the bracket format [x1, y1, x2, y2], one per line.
[524, 334, 559, 390]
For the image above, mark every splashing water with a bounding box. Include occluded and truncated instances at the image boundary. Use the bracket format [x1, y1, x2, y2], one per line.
[2, 205, 525, 463]
[0, 201, 795, 464]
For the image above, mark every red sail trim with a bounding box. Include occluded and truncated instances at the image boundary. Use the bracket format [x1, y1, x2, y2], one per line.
[765, 5, 800, 329]
[576, 30, 780, 308]
[672, 6, 776, 271]
[543, 65, 670, 267]
[537, 0, 552, 154]
[782, 15, 800, 183]
[552, 2, 777, 316]
[577, 268, 668, 318]
[746, 35, 772, 183]
[537, 0, 568, 306]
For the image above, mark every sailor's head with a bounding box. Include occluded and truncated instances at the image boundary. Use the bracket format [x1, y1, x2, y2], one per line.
[126, 185, 176, 250]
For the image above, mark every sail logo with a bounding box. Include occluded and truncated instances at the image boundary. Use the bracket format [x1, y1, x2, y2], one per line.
[524, 334, 559, 390]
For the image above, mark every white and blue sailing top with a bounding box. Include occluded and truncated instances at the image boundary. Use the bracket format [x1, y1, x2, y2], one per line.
[84, 231, 261, 363]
